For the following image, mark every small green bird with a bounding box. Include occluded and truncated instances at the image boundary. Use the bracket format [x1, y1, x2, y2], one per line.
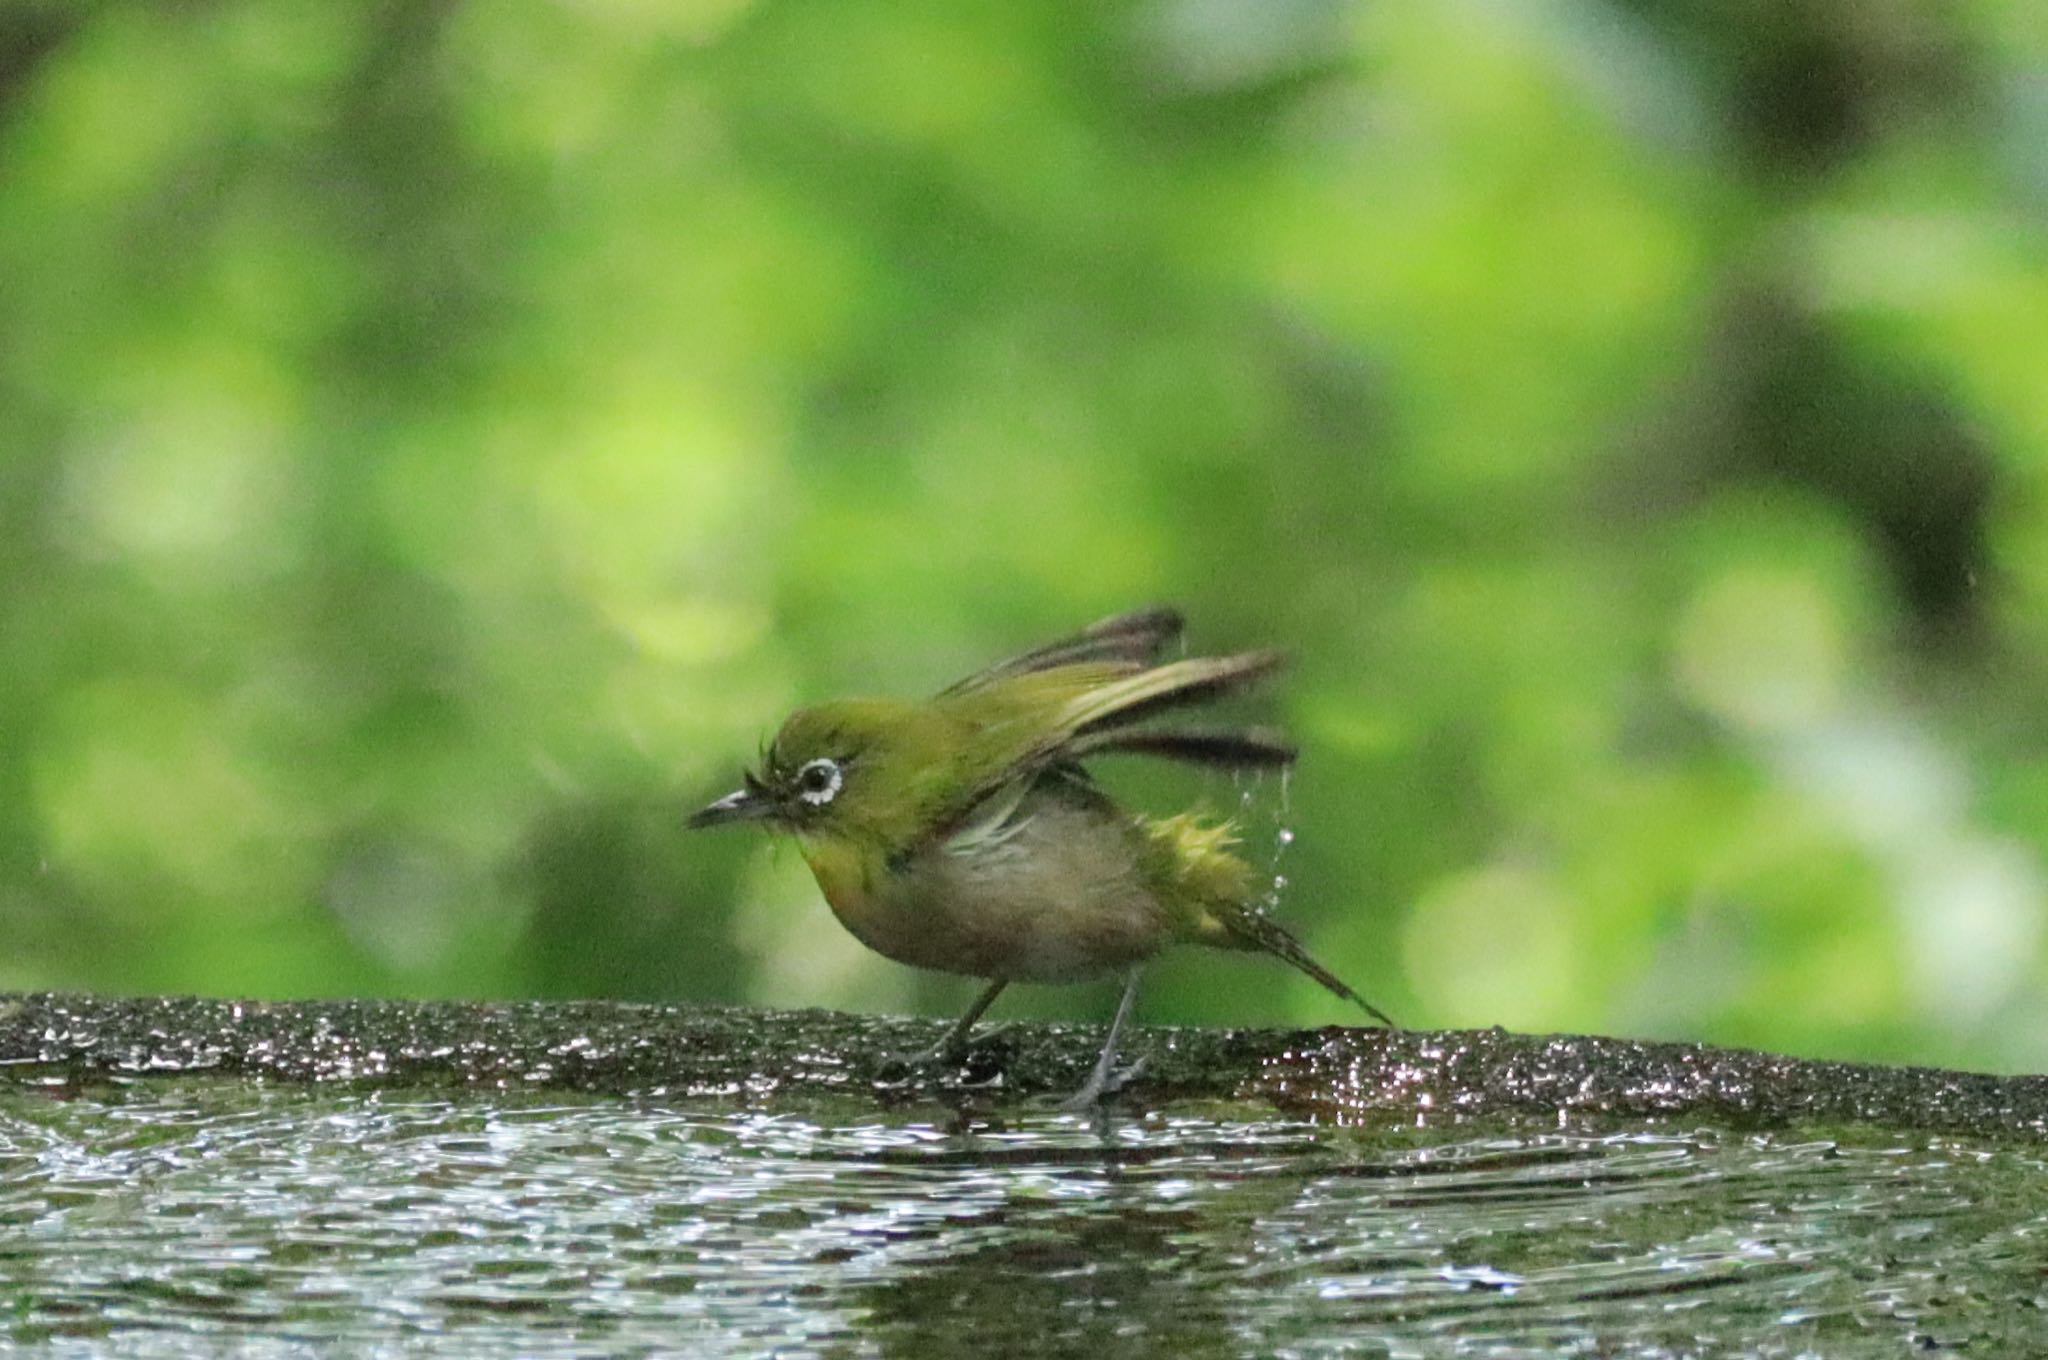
[688, 607, 1395, 1107]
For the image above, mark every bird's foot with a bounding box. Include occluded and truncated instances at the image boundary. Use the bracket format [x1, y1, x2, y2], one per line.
[878, 1023, 1015, 1080]
[1057, 1056, 1147, 1112]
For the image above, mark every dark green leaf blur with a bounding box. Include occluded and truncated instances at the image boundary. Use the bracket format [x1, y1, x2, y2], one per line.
[3, 0, 2043, 1071]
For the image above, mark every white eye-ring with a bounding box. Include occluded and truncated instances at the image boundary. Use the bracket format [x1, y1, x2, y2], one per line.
[794, 757, 843, 806]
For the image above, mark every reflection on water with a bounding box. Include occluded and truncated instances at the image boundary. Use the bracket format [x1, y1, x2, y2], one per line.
[0, 1079, 2043, 1357]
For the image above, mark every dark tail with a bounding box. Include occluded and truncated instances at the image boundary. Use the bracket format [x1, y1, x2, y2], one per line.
[1223, 910, 1398, 1029]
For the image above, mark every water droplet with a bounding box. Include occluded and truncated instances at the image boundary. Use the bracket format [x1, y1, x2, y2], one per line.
[1277, 828, 1294, 847]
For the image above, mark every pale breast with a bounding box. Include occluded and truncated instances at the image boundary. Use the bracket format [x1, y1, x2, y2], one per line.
[838, 789, 1174, 983]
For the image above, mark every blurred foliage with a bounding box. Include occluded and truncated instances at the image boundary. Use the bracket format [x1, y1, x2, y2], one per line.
[2, 0, 2045, 1071]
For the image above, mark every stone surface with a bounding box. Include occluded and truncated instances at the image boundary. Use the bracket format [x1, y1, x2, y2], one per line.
[1, 991, 2042, 1136]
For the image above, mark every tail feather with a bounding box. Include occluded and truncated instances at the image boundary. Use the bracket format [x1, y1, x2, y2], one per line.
[1221, 909, 1398, 1029]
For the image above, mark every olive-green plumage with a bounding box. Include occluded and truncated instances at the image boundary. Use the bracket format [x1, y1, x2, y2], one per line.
[688, 607, 1393, 1105]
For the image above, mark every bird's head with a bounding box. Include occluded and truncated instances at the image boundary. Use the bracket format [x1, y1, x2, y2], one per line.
[687, 698, 948, 848]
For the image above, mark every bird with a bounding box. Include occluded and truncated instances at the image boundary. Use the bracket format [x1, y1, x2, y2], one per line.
[687, 606, 1395, 1108]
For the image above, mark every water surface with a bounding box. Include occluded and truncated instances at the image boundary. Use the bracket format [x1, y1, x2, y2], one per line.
[1, 1079, 2041, 1357]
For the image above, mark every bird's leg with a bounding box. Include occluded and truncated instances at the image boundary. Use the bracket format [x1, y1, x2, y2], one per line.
[887, 979, 1011, 1073]
[1059, 967, 1145, 1111]
[923, 978, 1010, 1061]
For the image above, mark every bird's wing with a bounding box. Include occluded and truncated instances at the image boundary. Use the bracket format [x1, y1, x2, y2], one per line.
[934, 606, 1184, 698]
[918, 650, 1286, 847]
[1063, 726, 1296, 769]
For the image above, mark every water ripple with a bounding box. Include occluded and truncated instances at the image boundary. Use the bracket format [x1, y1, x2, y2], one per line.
[0, 1081, 2043, 1356]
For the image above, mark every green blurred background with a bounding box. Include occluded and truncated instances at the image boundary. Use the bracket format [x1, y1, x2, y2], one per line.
[3, 0, 2044, 1072]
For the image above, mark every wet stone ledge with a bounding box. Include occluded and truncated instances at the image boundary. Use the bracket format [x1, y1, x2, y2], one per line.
[0, 991, 2042, 1139]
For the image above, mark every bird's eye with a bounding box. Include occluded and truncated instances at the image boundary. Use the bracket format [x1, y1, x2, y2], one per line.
[793, 757, 843, 806]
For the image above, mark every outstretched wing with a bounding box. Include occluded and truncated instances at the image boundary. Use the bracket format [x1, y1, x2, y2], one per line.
[1065, 726, 1296, 769]
[920, 646, 1288, 847]
[935, 606, 1184, 699]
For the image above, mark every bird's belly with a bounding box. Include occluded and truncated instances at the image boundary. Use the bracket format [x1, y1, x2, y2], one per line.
[807, 823, 1171, 984]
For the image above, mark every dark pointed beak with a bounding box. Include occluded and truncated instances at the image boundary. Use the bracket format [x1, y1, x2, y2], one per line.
[687, 774, 779, 830]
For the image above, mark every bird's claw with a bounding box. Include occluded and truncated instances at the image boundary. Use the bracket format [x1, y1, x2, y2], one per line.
[1058, 1056, 1147, 1112]
[924, 1021, 1014, 1067]
[878, 1023, 1015, 1081]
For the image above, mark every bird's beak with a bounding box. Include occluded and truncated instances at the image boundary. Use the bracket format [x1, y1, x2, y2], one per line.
[687, 776, 779, 830]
